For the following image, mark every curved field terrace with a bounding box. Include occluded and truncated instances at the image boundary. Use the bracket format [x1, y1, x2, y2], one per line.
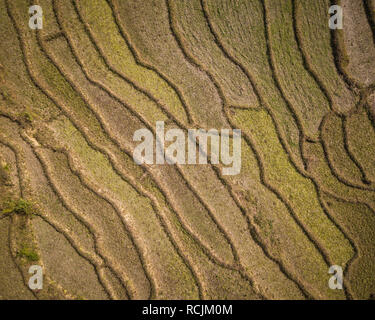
[0, 0, 374, 300]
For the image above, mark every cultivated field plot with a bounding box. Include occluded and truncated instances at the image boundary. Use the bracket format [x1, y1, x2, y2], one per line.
[0, 0, 374, 300]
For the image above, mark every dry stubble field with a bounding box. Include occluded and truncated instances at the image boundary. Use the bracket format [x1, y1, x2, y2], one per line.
[0, 0, 375, 300]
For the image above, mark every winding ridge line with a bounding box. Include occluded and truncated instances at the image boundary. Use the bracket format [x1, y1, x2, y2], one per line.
[236, 122, 357, 300]
[24, 137, 127, 300]
[261, 0, 315, 162]
[31, 212, 112, 300]
[313, 0, 375, 190]
[0, 136, 77, 300]
[35, 137, 157, 299]
[49, 140, 203, 299]
[363, 0, 375, 46]
[71, 0, 192, 130]
[6, 0, 155, 299]
[56, 0, 238, 272]
[291, 0, 337, 115]
[168, 0, 319, 299]
[1, 123, 114, 299]
[47, 0, 205, 300]
[201, 1, 305, 175]
[8, 215, 38, 300]
[3, 0, 368, 299]
[43, 30, 64, 42]
[339, 89, 375, 184]
[35, 28, 204, 299]
[302, 140, 360, 300]
[164, 0, 251, 266]
[315, 168, 375, 216]
[50, 0, 257, 292]
[202, 0, 360, 299]
[0, 141, 38, 299]
[322, 186, 375, 218]
[173, 1, 312, 298]
[308, 188, 355, 299]
[200, 0, 336, 287]
[171, 165, 268, 298]
[342, 114, 373, 185]
[3, 1, 139, 297]
[22, 0, 358, 298]
[56, 0, 265, 298]
[320, 192, 359, 300]
[214, 0, 358, 248]
[365, 96, 375, 132]
[325, 181, 375, 299]
[329, 0, 366, 90]
[106, 0, 195, 126]
[302, 138, 370, 299]
[49, 0, 235, 298]
[319, 113, 374, 190]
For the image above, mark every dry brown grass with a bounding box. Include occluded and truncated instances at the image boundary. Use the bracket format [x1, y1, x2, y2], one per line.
[0, 0, 374, 300]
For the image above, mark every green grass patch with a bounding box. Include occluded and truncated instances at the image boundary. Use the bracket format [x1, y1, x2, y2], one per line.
[232, 108, 354, 267]
[1, 198, 34, 216]
[18, 245, 39, 262]
[0, 162, 10, 184]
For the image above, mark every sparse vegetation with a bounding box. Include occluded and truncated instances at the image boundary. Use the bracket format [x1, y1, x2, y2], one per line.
[1, 198, 34, 217]
[18, 245, 39, 262]
[0, 161, 10, 184]
[0, 0, 374, 300]
[20, 110, 34, 124]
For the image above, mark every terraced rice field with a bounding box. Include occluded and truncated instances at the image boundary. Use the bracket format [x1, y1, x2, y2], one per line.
[0, 0, 374, 300]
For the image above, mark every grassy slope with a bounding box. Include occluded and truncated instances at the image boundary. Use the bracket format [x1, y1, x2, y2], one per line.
[341, 0, 375, 87]
[169, 0, 258, 108]
[205, 0, 304, 170]
[112, 0, 228, 129]
[345, 106, 375, 183]
[232, 108, 353, 271]
[1, 0, 374, 300]
[321, 193, 375, 299]
[74, 0, 190, 126]
[264, 0, 330, 141]
[320, 113, 369, 187]
[50, 0, 237, 268]
[296, 0, 357, 114]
